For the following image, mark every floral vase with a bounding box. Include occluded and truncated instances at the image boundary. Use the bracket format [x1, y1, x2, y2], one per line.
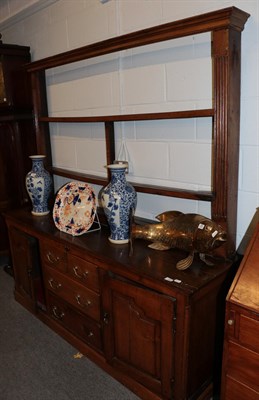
[101, 163, 137, 244]
[25, 155, 53, 216]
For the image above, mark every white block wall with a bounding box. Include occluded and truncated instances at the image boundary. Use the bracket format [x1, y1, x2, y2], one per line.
[0, 0, 258, 253]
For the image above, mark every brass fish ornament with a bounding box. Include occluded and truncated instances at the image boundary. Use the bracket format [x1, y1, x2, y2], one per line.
[130, 211, 227, 270]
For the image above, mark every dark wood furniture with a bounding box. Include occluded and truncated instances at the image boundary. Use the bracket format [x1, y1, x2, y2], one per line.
[5, 207, 236, 400]
[26, 6, 250, 258]
[4, 7, 250, 400]
[0, 41, 36, 256]
[221, 223, 259, 400]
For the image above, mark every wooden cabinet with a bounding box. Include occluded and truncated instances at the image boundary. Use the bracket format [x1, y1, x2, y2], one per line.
[3, 7, 250, 400]
[221, 224, 259, 400]
[5, 208, 237, 399]
[0, 42, 36, 256]
[102, 273, 175, 399]
[8, 226, 45, 312]
[0, 41, 32, 109]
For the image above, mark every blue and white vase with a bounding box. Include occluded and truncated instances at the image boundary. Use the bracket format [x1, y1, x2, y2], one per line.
[101, 163, 137, 244]
[25, 155, 53, 216]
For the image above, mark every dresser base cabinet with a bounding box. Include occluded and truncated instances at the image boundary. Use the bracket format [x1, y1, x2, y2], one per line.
[221, 224, 259, 400]
[5, 209, 236, 400]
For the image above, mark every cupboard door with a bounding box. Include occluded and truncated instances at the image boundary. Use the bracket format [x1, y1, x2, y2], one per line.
[102, 274, 175, 399]
[8, 227, 44, 311]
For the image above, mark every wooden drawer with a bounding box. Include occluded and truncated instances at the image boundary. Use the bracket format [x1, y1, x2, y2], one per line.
[67, 253, 99, 292]
[239, 315, 259, 353]
[40, 240, 67, 272]
[44, 267, 100, 321]
[48, 292, 103, 352]
[228, 341, 259, 393]
[225, 376, 259, 400]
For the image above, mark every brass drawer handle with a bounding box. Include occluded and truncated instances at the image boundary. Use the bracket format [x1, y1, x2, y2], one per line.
[73, 266, 89, 279]
[87, 331, 94, 338]
[75, 294, 91, 307]
[47, 252, 60, 264]
[52, 306, 65, 320]
[227, 319, 234, 326]
[48, 278, 62, 290]
[103, 312, 109, 325]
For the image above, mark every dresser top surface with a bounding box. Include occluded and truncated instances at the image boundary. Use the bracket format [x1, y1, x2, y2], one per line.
[5, 208, 233, 297]
[228, 224, 259, 312]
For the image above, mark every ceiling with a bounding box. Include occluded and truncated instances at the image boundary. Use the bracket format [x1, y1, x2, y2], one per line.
[0, 0, 57, 29]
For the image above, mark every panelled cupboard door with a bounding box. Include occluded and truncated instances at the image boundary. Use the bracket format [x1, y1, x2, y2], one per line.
[8, 227, 41, 311]
[102, 273, 175, 399]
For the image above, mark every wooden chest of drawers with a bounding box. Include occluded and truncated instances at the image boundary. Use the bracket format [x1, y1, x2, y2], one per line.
[221, 223, 259, 399]
[40, 239, 102, 351]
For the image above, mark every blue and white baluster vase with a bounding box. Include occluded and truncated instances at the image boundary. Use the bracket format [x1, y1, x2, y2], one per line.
[101, 163, 137, 244]
[25, 155, 53, 216]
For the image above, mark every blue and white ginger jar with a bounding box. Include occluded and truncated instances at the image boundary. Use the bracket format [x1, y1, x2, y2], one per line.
[101, 163, 137, 244]
[25, 155, 53, 216]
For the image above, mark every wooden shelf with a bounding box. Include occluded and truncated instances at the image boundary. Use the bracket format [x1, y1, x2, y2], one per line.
[51, 167, 108, 186]
[27, 6, 250, 257]
[52, 166, 213, 201]
[40, 109, 214, 123]
[129, 183, 213, 201]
